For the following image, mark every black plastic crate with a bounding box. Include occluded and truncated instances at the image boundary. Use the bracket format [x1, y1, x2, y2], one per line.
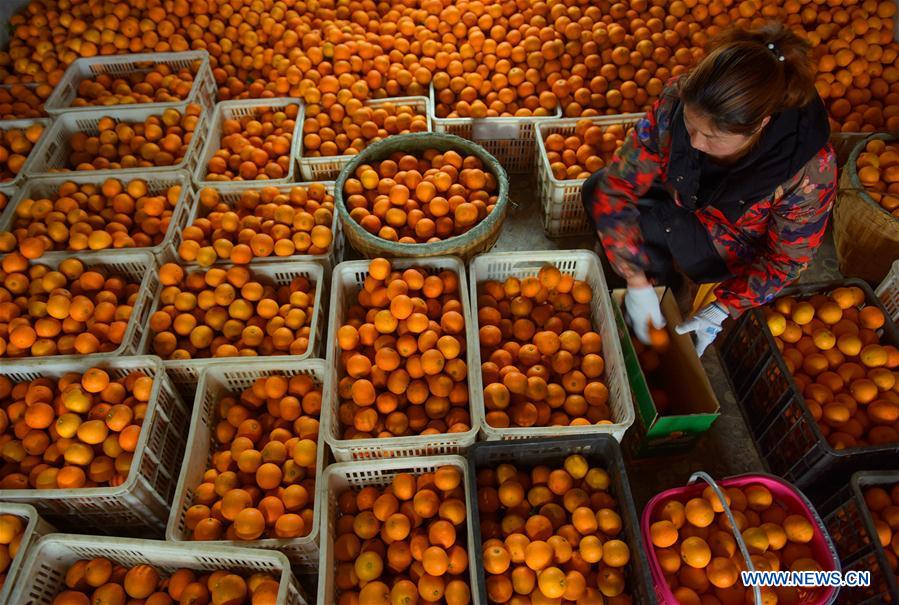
[719, 309, 775, 396]
[718, 279, 899, 496]
[466, 435, 656, 605]
[820, 471, 899, 604]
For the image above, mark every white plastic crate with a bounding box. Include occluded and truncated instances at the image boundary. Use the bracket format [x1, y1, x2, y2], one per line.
[9, 534, 307, 605]
[317, 455, 480, 605]
[0, 504, 55, 605]
[180, 180, 342, 271]
[43, 50, 216, 117]
[0, 183, 17, 226]
[0, 118, 53, 190]
[139, 260, 325, 396]
[536, 114, 643, 238]
[467, 250, 634, 441]
[429, 84, 562, 173]
[876, 259, 899, 325]
[0, 356, 189, 535]
[24, 101, 209, 181]
[323, 256, 481, 461]
[298, 95, 432, 182]
[166, 358, 327, 571]
[193, 97, 304, 187]
[0, 248, 157, 360]
[0, 169, 195, 264]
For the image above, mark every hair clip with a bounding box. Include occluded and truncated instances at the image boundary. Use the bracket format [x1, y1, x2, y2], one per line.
[767, 42, 785, 62]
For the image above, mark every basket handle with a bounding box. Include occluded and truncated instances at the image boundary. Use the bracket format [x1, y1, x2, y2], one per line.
[688, 472, 763, 605]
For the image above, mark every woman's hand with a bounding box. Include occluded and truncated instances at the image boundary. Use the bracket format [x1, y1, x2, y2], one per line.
[675, 302, 729, 356]
[624, 280, 665, 345]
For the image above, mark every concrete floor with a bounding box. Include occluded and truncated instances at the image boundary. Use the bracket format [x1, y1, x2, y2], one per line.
[495, 175, 844, 512]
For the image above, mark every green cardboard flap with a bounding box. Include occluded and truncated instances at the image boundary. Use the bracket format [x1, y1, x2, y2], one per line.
[651, 411, 717, 435]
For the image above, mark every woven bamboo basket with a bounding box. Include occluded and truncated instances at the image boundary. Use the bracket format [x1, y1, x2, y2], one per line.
[833, 133, 899, 284]
[334, 132, 509, 261]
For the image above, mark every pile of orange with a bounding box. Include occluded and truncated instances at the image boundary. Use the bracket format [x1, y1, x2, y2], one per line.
[0, 85, 51, 120]
[477, 265, 613, 429]
[182, 373, 320, 542]
[856, 138, 899, 217]
[544, 121, 627, 181]
[862, 483, 899, 574]
[203, 103, 299, 182]
[764, 287, 899, 449]
[0, 254, 141, 358]
[70, 62, 201, 108]
[426, 3, 678, 120]
[649, 483, 827, 604]
[303, 100, 428, 159]
[812, 1, 899, 133]
[0, 512, 27, 587]
[50, 560, 282, 605]
[0, 0, 898, 131]
[149, 263, 316, 360]
[344, 149, 498, 243]
[0, 178, 183, 259]
[478, 454, 634, 603]
[0, 367, 154, 490]
[331, 464, 472, 605]
[335, 258, 472, 440]
[0, 122, 45, 181]
[178, 183, 334, 266]
[64, 104, 202, 171]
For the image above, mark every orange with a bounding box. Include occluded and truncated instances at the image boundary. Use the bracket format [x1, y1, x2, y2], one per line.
[685, 498, 715, 528]
[659, 500, 688, 527]
[742, 527, 770, 554]
[783, 514, 814, 543]
[859, 306, 885, 330]
[483, 542, 511, 575]
[390, 579, 418, 605]
[524, 539, 553, 571]
[706, 557, 739, 588]
[791, 302, 815, 325]
[651, 520, 679, 548]
[680, 536, 712, 568]
[123, 564, 160, 599]
[672, 587, 701, 605]
[537, 566, 567, 599]
[434, 466, 461, 491]
[355, 551, 384, 582]
[657, 546, 682, 574]
[745, 485, 773, 511]
[601, 539, 630, 567]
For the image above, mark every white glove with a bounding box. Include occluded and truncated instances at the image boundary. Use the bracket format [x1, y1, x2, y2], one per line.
[624, 286, 665, 345]
[675, 302, 729, 357]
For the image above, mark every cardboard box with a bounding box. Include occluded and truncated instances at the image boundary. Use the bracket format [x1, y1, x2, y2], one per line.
[612, 288, 720, 457]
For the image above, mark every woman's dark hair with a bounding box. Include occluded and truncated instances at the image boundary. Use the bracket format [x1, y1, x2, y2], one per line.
[679, 22, 817, 135]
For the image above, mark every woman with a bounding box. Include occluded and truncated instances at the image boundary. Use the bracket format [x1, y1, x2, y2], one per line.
[582, 23, 837, 355]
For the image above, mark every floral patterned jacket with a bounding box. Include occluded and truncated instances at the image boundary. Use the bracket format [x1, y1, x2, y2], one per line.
[587, 83, 837, 316]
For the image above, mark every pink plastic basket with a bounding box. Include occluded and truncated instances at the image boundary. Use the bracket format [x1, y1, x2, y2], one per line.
[641, 472, 840, 605]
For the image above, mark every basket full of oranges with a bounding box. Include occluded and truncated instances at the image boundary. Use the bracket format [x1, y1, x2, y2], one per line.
[335, 132, 509, 261]
[643, 472, 840, 605]
[833, 133, 899, 283]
